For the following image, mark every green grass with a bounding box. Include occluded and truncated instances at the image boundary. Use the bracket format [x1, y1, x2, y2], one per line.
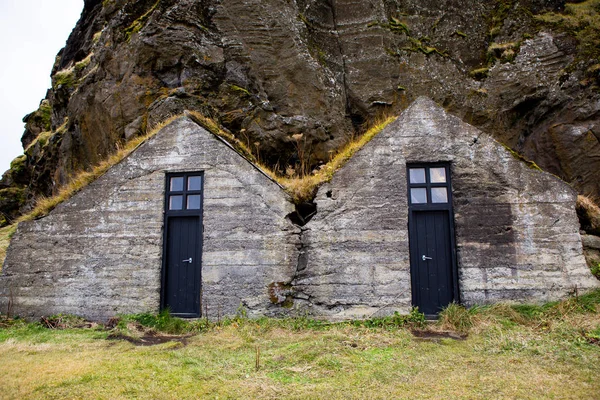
[536, 0, 600, 64]
[1, 292, 599, 399]
[52, 67, 78, 90]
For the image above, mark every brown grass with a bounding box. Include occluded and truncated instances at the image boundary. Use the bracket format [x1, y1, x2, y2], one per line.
[277, 115, 397, 203]
[183, 111, 396, 204]
[0, 115, 180, 267]
[0, 112, 396, 264]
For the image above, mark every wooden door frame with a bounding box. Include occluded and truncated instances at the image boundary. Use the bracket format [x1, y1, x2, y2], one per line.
[160, 171, 205, 317]
[406, 162, 460, 312]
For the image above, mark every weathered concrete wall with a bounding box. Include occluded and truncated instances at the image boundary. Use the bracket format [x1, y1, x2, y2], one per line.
[0, 117, 299, 320]
[295, 97, 598, 319]
[1, 98, 596, 322]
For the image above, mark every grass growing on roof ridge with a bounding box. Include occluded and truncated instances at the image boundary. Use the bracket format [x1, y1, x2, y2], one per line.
[0, 115, 181, 268]
[277, 115, 397, 203]
[188, 111, 396, 203]
[185, 111, 280, 184]
[0, 112, 396, 266]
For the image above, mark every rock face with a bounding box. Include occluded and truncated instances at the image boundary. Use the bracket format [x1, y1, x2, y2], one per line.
[1, 98, 596, 321]
[296, 98, 598, 319]
[0, 117, 300, 320]
[2, 0, 600, 221]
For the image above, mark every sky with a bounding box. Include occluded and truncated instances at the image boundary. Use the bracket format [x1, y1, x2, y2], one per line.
[0, 0, 83, 174]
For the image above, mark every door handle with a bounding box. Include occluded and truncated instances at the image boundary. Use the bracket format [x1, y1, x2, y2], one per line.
[182, 258, 193, 263]
[422, 255, 432, 261]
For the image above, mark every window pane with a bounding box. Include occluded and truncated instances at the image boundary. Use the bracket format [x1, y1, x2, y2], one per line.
[431, 187, 448, 203]
[409, 168, 426, 184]
[187, 195, 202, 210]
[188, 176, 202, 191]
[170, 177, 184, 192]
[430, 167, 447, 183]
[169, 195, 183, 210]
[411, 188, 428, 204]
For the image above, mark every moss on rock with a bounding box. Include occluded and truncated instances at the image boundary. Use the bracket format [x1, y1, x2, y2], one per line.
[536, 0, 600, 65]
[0, 187, 26, 227]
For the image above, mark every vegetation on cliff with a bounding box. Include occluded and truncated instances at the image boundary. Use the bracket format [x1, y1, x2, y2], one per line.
[2, 0, 600, 227]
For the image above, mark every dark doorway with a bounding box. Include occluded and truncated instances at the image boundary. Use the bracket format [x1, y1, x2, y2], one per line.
[407, 164, 458, 316]
[162, 173, 204, 317]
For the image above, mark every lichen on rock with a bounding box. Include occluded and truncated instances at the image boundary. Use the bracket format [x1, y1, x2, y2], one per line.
[1, 0, 600, 224]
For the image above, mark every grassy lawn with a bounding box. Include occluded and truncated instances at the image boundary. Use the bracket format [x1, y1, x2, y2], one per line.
[1, 294, 600, 399]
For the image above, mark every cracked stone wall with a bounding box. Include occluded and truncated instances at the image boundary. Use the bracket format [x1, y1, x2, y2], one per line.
[1, 98, 597, 322]
[0, 117, 299, 321]
[295, 97, 598, 319]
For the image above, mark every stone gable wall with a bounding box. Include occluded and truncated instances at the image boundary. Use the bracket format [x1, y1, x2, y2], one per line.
[1, 99, 597, 322]
[296, 98, 598, 319]
[0, 117, 299, 320]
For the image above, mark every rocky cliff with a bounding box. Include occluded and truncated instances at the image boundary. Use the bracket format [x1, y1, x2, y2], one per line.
[1, 0, 600, 224]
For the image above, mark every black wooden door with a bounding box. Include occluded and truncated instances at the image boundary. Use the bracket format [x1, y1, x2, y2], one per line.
[162, 172, 204, 318]
[409, 210, 454, 315]
[407, 164, 458, 316]
[165, 216, 201, 316]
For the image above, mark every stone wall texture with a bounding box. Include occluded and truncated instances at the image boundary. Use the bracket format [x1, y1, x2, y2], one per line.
[0, 117, 299, 321]
[296, 97, 598, 319]
[1, 98, 597, 321]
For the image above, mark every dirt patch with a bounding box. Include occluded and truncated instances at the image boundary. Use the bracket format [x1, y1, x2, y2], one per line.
[107, 332, 191, 347]
[411, 329, 467, 342]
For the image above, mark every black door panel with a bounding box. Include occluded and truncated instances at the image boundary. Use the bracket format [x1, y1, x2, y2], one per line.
[162, 172, 204, 318]
[410, 210, 453, 315]
[165, 216, 201, 316]
[407, 164, 458, 316]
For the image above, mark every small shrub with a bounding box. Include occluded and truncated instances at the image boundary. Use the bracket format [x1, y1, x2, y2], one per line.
[52, 67, 77, 90]
[40, 314, 90, 329]
[591, 262, 600, 279]
[125, 310, 194, 334]
[438, 303, 477, 332]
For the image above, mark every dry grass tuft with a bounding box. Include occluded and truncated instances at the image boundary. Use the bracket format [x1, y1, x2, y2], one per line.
[577, 195, 600, 235]
[437, 302, 479, 333]
[189, 110, 396, 203]
[0, 225, 17, 269]
[277, 115, 397, 203]
[25, 115, 180, 222]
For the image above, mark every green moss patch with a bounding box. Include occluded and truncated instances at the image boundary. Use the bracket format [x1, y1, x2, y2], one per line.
[488, 41, 521, 63]
[124, 0, 161, 41]
[52, 68, 78, 90]
[536, 0, 600, 64]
